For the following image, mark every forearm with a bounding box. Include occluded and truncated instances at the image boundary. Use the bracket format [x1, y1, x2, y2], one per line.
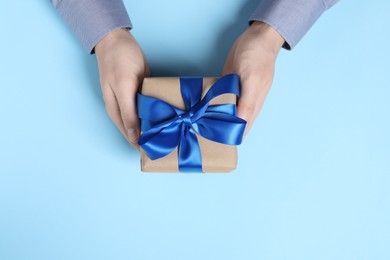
[51, 0, 132, 54]
[249, 0, 339, 50]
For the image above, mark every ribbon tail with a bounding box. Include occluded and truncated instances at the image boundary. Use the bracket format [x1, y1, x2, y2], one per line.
[178, 126, 203, 173]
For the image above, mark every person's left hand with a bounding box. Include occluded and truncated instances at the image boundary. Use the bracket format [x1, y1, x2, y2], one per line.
[222, 21, 285, 138]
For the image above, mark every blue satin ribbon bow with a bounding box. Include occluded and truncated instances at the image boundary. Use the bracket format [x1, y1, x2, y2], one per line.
[137, 74, 247, 173]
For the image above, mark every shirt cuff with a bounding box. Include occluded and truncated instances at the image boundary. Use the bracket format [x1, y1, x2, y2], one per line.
[53, 0, 133, 54]
[248, 0, 336, 50]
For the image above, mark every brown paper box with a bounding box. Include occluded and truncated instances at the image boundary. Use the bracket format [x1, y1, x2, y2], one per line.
[139, 77, 238, 173]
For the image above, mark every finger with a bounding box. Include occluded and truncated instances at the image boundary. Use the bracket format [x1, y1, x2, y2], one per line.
[237, 74, 271, 138]
[115, 76, 141, 149]
[101, 84, 130, 145]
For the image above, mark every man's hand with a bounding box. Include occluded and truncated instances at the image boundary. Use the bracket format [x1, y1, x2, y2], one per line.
[223, 21, 284, 138]
[95, 28, 150, 149]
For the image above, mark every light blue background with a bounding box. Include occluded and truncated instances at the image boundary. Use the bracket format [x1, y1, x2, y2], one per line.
[0, 1, 389, 259]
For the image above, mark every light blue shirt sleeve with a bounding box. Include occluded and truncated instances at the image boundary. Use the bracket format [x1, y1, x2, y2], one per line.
[51, 0, 338, 54]
[51, 0, 132, 54]
[249, 0, 339, 50]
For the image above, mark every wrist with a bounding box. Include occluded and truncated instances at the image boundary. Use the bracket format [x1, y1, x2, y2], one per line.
[248, 21, 285, 55]
[95, 27, 131, 56]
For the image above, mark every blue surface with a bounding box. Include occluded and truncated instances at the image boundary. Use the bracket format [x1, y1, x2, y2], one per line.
[0, 1, 389, 260]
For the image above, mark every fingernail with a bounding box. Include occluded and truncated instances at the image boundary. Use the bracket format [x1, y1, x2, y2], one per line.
[127, 127, 139, 137]
[127, 127, 139, 143]
[127, 128, 135, 138]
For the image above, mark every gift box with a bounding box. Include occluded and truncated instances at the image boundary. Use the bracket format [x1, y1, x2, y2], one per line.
[137, 74, 246, 173]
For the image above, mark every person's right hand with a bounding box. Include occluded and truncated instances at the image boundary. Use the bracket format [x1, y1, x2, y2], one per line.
[95, 28, 150, 150]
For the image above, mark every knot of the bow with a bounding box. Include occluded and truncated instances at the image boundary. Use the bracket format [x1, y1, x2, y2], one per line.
[177, 110, 194, 127]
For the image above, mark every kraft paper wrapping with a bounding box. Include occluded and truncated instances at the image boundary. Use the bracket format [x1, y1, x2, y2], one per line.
[139, 77, 238, 173]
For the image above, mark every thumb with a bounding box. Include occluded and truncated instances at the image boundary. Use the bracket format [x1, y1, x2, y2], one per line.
[237, 76, 270, 138]
[116, 81, 141, 150]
